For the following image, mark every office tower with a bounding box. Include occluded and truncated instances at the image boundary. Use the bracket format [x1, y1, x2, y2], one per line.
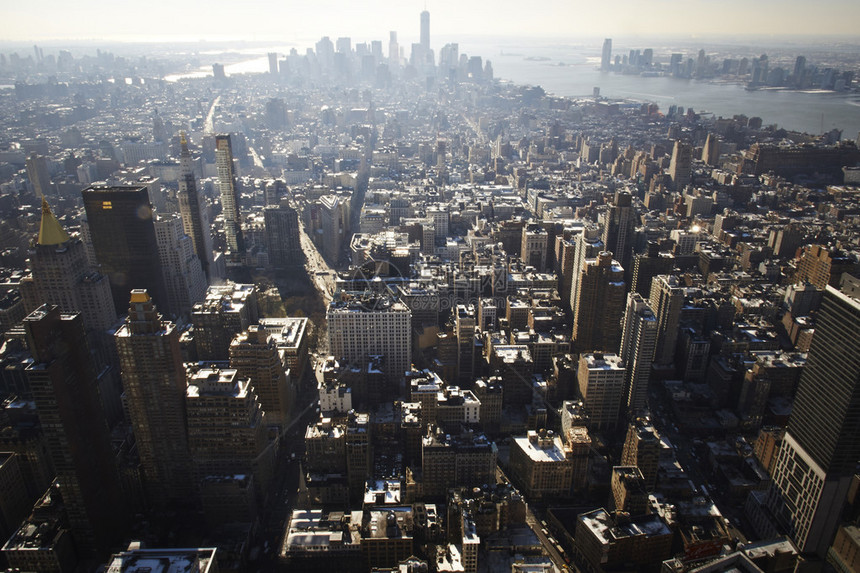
[578, 353, 626, 431]
[572, 252, 626, 353]
[115, 290, 194, 507]
[81, 184, 169, 316]
[795, 244, 856, 290]
[421, 427, 496, 499]
[327, 293, 411, 383]
[230, 325, 292, 426]
[793, 56, 806, 87]
[345, 412, 371, 501]
[259, 316, 309, 380]
[649, 275, 684, 367]
[601, 38, 612, 71]
[268, 52, 278, 75]
[619, 293, 658, 414]
[154, 213, 207, 318]
[215, 134, 244, 254]
[192, 283, 258, 361]
[456, 304, 476, 384]
[620, 417, 661, 491]
[335, 37, 351, 54]
[767, 287, 860, 556]
[510, 430, 576, 501]
[178, 132, 213, 280]
[185, 366, 272, 494]
[263, 202, 302, 268]
[702, 133, 721, 166]
[490, 345, 534, 408]
[24, 306, 126, 555]
[568, 225, 604, 323]
[318, 194, 350, 262]
[668, 141, 692, 191]
[420, 10, 430, 52]
[3, 483, 78, 573]
[21, 199, 116, 331]
[610, 466, 649, 515]
[521, 223, 548, 271]
[26, 153, 51, 199]
[600, 191, 635, 277]
[0, 453, 31, 542]
[630, 243, 674, 298]
[389, 31, 399, 67]
[212, 63, 225, 80]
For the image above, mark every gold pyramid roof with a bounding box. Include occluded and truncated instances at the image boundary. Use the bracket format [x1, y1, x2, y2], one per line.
[37, 199, 71, 246]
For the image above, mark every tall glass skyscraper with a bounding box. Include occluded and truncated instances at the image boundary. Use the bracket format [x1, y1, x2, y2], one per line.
[82, 184, 169, 315]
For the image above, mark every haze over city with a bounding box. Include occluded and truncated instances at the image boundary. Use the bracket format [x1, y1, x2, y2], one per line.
[4, 0, 860, 42]
[0, 2, 859, 573]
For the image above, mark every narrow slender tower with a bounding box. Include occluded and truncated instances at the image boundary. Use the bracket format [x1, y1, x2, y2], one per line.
[178, 132, 212, 280]
[215, 134, 244, 254]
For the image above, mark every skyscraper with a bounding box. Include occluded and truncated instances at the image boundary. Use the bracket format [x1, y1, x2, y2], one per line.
[327, 293, 412, 383]
[389, 31, 399, 68]
[268, 52, 278, 75]
[578, 353, 626, 431]
[185, 366, 272, 493]
[568, 225, 604, 321]
[215, 134, 244, 254]
[767, 286, 860, 556]
[420, 10, 430, 52]
[154, 213, 207, 318]
[81, 184, 169, 316]
[649, 275, 685, 367]
[230, 325, 292, 426]
[263, 202, 302, 269]
[668, 141, 692, 191]
[571, 252, 626, 353]
[619, 293, 658, 414]
[25, 153, 51, 199]
[601, 38, 612, 72]
[21, 199, 116, 332]
[24, 306, 126, 555]
[600, 191, 635, 278]
[115, 290, 194, 507]
[192, 283, 259, 361]
[178, 132, 213, 280]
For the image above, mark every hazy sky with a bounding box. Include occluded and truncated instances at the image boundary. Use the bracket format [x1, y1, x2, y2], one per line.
[3, 0, 860, 44]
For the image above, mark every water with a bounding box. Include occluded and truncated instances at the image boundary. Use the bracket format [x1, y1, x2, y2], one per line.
[165, 40, 860, 137]
[463, 40, 860, 137]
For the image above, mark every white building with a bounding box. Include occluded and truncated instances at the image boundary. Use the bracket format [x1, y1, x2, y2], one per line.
[327, 293, 412, 382]
[154, 213, 208, 318]
[619, 293, 658, 414]
[577, 353, 626, 431]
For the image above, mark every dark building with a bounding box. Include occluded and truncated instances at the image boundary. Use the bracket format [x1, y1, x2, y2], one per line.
[23, 306, 126, 556]
[82, 184, 169, 316]
[767, 286, 860, 556]
[600, 191, 635, 281]
[115, 290, 194, 508]
[264, 202, 302, 268]
[739, 142, 860, 178]
[571, 252, 626, 353]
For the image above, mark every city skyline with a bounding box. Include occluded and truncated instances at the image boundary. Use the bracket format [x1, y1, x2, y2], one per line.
[1, 2, 859, 570]
[3, 0, 860, 43]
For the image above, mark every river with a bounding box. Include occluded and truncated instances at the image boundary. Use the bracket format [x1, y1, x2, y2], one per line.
[165, 39, 860, 137]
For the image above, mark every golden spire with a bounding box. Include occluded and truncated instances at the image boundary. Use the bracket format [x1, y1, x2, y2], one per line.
[37, 199, 71, 246]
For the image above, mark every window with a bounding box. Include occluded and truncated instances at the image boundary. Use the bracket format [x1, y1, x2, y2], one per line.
[102, 201, 112, 209]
